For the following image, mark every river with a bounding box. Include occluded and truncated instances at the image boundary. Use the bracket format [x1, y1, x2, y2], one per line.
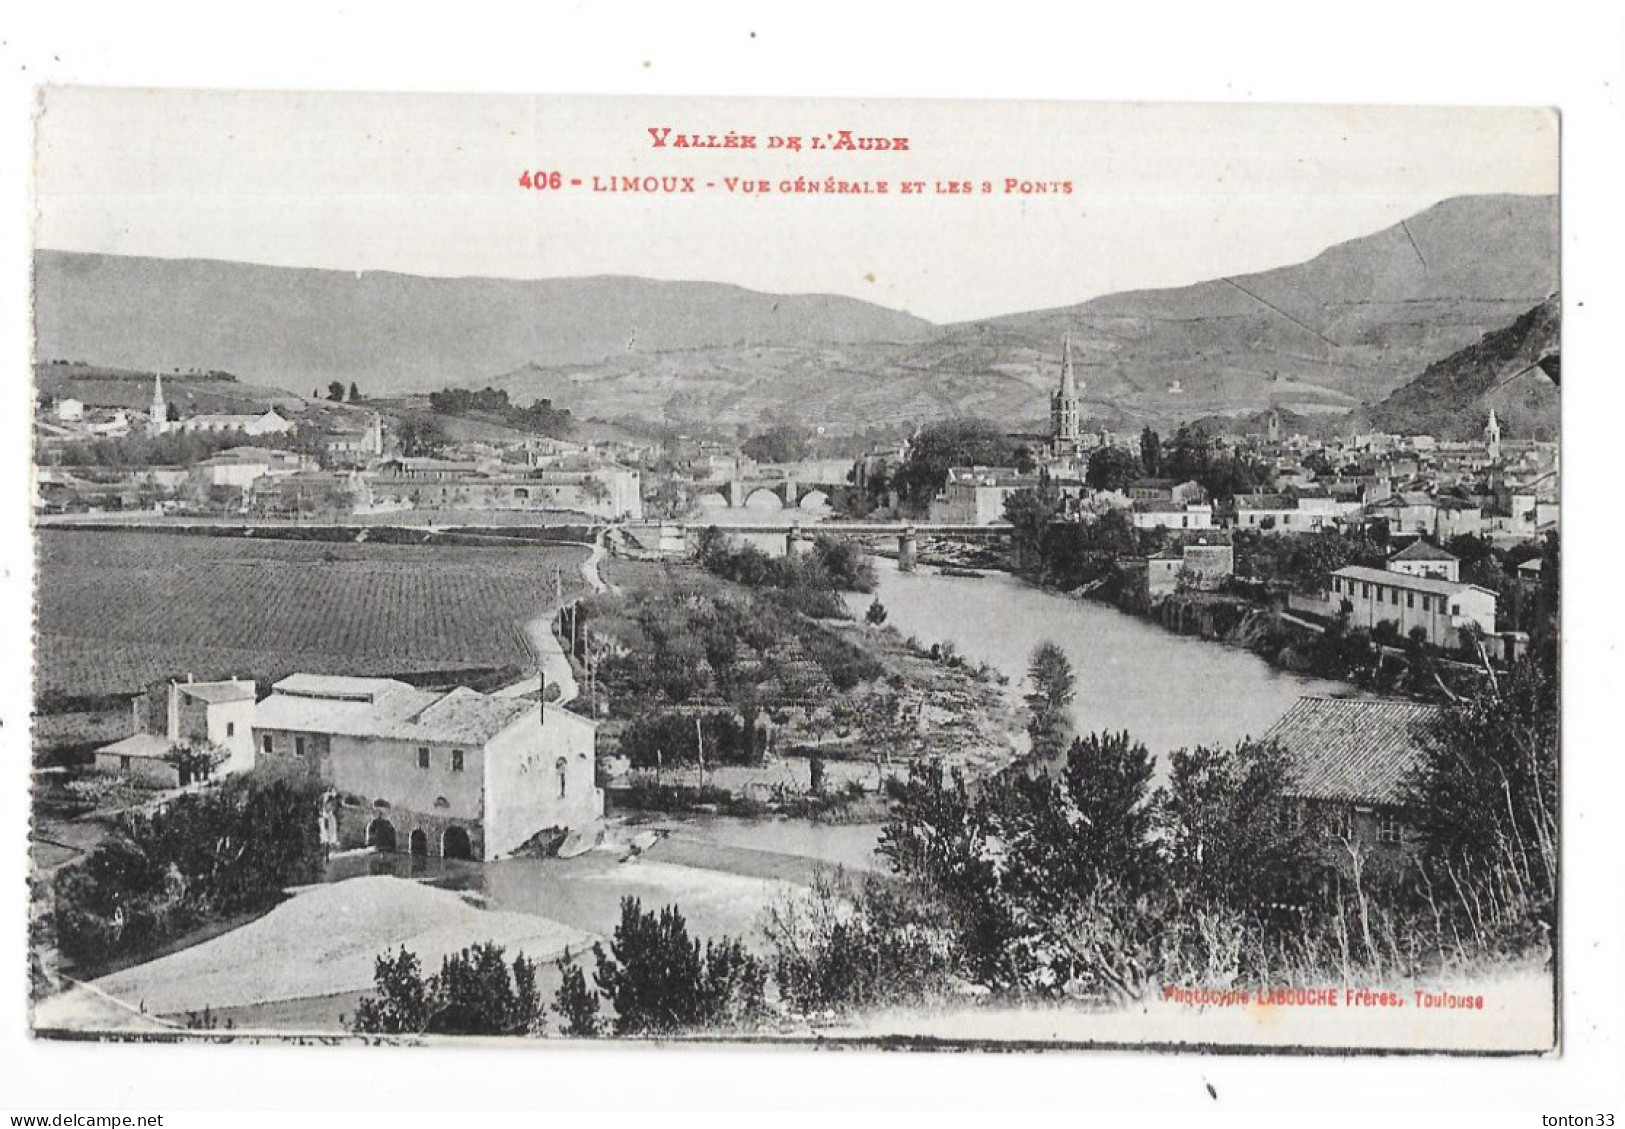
[848, 558, 1359, 764]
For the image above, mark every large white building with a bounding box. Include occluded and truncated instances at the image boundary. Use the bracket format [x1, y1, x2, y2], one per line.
[1324, 565, 1496, 649]
[253, 673, 601, 860]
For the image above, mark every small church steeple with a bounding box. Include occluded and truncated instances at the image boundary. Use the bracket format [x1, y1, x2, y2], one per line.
[1484, 408, 1502, 463]
[148, 373, 168, 437]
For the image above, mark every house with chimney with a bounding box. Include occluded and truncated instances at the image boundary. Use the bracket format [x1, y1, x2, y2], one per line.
[252, 673, 600, 860]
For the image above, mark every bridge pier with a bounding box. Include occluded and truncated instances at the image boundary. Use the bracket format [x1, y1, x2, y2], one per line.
[786, 523, 813, 557]
[784, 478, 798, 507]
[898, 525, 918, 572]
[727, 479, 746, 508]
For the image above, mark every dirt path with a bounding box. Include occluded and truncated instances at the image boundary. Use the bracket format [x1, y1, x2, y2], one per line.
[495, 532, 614, 703]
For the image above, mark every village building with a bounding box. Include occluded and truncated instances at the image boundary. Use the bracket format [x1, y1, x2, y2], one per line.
[365, 458, 642, 520]
[1385, 540, 1461, 583]
[1433, 496, 1486, 540]
[1126, 478, 1207, 504]
[1322, 565, 1497, 648]
[94, 677, 258, 788]
[322, 413, 385, 467]
[1264, 696, 1442, 853]
[928, 466, 1036, 525]
[252, 673, 601, 860]
[1122, 535, 1235, 603]
[1367, 492, 1439, 537]
[1232, 493, 1304, 531]
[1129, 500, 1215, 532]
[190, 446, 305, 490]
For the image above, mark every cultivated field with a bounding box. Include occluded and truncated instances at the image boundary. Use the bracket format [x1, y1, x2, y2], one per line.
[35, 529, 590, 699]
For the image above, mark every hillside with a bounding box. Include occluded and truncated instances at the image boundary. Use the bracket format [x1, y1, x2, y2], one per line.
[32, 254, 935, 397]
[941, 194, 1556, 425]
[33, 194, 1556, 431]
[1352, 296, 1560, 441]
[474, 195, 1557, 431]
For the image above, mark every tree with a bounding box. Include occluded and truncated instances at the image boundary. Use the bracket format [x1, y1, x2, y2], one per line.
[1402, 655, 1557, 951]
[553, 948, 602, 1036]
[395, 415, 448, 457]
[592, 898, 766, 1035]
[741, 423, 811, 464]
[1156, 738, 1318, 912]
[326, 381, 346, 402]
[1055, 732, 1159, 892]
[350, 942, 546, 1036]
[892, 418, 1031, 508]
[1085, 445, 1140, 493]
[1139, 427, 1162, 477]
[162, 740, 229, 786]
[1024, 641, 1076, 762]
[348, 381, 363, 403]
[865, 598, 888, 627]
[1003, 479, 1062, 575]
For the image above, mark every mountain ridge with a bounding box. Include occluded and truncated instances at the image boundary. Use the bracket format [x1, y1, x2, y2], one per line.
[33, 193, 1557, 431]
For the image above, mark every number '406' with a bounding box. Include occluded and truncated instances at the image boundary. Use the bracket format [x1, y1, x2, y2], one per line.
[519, 170, 563, 190]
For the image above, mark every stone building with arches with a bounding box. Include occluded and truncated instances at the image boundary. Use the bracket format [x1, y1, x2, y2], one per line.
[253, 672, 600, 861]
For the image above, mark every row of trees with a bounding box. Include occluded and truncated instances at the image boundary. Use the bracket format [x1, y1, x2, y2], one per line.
[577, 579, 884, 714]
[692, 526, 877, 611]
[351, 898, 767, 1038]
[425, 386, 575, 438]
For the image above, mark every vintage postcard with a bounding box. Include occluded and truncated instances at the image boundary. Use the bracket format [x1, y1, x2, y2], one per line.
[26, 89, 1559, 1052]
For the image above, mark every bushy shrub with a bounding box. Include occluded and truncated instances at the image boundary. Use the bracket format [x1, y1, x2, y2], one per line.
[591, 897, 767, 1035]
[350, 942, 546, 1036]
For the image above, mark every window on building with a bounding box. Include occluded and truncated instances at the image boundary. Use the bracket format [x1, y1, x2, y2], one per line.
[120, 755, 131, 772]
[1377, 812, 1403, 846]
[1392, 588, 1400, 605]
[1407, 592, 1414, 609]
[1362, 583, 1370, 598]
[262, 734, 273, 755]
[417, 747, 430, 770]
[556, 757, 568, 799]
[451, 749, 464, 772]
[226, 722, 236, 737]
[294, 736, 306, 758]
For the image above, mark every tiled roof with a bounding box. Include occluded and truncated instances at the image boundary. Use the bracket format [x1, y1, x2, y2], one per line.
[1389, 540, 1458, 563]
[1236, 494, 1296, 509]
[1263, 696, 1443, 805]
[257, 674, 539, 745]
[96, 733, 173, 760]
[1333, 565, 1477, 599]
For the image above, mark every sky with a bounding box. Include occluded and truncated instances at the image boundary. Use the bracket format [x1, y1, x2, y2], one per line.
[32, 89, 1558, 324]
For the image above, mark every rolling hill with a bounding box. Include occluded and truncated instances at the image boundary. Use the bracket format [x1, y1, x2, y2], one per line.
[32, 255, 935, 398]
[33, 193, 1556, 432]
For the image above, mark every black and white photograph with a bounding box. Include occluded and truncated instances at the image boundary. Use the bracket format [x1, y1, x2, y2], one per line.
[22, 88, 1563, 1053]
[7, 9, 1625, 1120]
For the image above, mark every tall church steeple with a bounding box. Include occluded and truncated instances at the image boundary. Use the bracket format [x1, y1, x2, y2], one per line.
[1485, 408, 1502, 463]
[1050, 333, 1081, 446]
